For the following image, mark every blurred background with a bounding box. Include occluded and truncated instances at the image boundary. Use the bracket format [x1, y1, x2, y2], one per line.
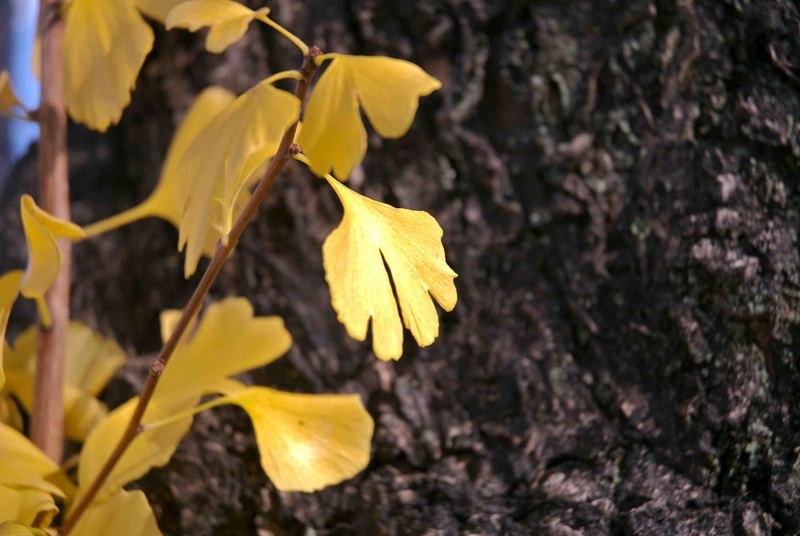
[2, 1, 800, 534]
[0, 0, 39, 185]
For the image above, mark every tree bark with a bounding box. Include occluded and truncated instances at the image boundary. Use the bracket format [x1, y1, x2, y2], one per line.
[2, 0, 799, 533]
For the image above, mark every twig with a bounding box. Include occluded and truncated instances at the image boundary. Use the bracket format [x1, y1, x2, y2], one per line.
[61, 47, 321, 534]
[31, 0, 69, 462]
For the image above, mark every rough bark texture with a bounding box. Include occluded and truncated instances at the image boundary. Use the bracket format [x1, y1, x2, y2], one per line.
[2, 0, 800, 534]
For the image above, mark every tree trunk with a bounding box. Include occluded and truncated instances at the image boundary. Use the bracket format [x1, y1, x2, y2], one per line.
[2, 0, 799, 534]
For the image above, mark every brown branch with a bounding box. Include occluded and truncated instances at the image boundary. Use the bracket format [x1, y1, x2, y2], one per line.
[31, 0, 69, 462]
[61, 48, 321, 534]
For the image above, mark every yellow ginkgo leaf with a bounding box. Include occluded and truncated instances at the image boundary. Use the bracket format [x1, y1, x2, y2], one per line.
[175, 79, 300, 277]
[155, 297, 292, 406]
[0, 274, 21, 433]
[83, 87, 236, 260]
[19, 196, 85, 328]
[158, 309, 185, 346]
[5, 322, 126, 441]
[298, 55, 441, 178]
[70, 490, 162, 536]
[0, 423, 64, 498]
[63, 0, 154, 131]
[0, 71, 23, 117]
[77, 397, 193, 504]
[166, 0, 268, 54]
[0, 486, 58, 529]
[0, 270, 22, 391]
[222, 387, 373, 492]
[0, 393, 23, 432]
[0, 523, 54, 536]
[322, 174, 457, 360]
[0, 522, 37, 536]
[78, 298, 291, 500]
[135, 0, 185, 22]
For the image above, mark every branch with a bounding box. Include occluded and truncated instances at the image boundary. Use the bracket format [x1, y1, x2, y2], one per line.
[61, 47, 321, 534]
[31, 0, 69, 462]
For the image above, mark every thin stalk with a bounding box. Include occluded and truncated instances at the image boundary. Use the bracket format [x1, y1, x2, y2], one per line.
[81, 203, 154, 238]
[314, 53, 338, 64]
[255, 13, 309, 56]
[61, 48, 321, 534]
[263, 70, 305, 85]
[32, 0, 69, 462]
[140, 396, 230, 433]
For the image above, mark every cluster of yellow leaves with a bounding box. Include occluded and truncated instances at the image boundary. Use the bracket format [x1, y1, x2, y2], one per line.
[166, 2, 456, 357]
[0, 425, 160, 535]
[1, 322, 125, 441]
[0, 197, 85, 397]
[0, 424, 64, 531]
[1, 298, 373, 533]
[0, 421, 160, 535]
[0, 199, 134, 532]
[79, 0, 458, 360]
[83, 78, 300, 278]
[1, 0, 462, 532]
[77, 298, 373, 507]
[59, 0, 295, 131]
[296, 51, 457, 359]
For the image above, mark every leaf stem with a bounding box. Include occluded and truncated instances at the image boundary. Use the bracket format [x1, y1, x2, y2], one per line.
[140, 396, 229, 433]
[60, 46, 322, 535]
[256, 13, 309, 56]
[263, 70, 305, 86]
[81, 203, 154, 238]
[314, 53, 338, 65]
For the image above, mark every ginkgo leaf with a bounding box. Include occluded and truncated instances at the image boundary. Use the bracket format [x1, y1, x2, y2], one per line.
[5, 322, 126, 441]
[77, 397, 193, 504]
[158, 309, 185, 345]
[0, 423, 64, 498]
[135, 0, 185, 22]
[70, 490, 162, 536]
[0, 523, 53, 536]
[155, 297, 292, 406]
[298, 55, 441, 178]
[322, 175, 457, 360]
[221, 387, 373, 492]
[166, 0, 268, 54]
[0, 394, 23, 432]
[19, 196, 85, 328]
[0, 486, 58, 529]
[83, 87, 236, 260]
[0, 270, 22, 391]
[0, 522, 37, 536]
[78, 298, 291, 500]
[0, 71, 23, 117]
[63, 0, 154, 131]
[175, 79, 300, 277]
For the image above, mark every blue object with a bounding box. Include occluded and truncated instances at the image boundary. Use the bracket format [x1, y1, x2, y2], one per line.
[7, 0, 41, 160]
